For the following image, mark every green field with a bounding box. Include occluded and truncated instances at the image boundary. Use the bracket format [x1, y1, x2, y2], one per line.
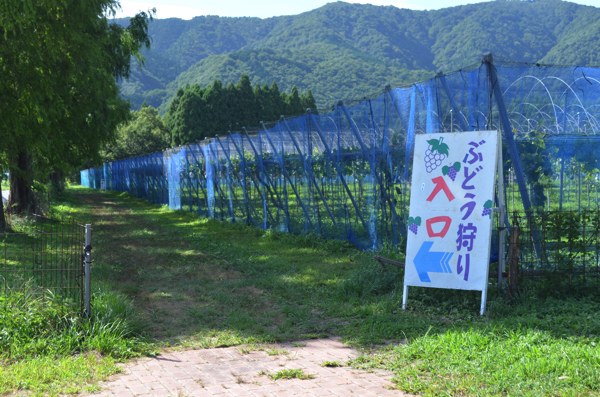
[2, 185, 600, 395]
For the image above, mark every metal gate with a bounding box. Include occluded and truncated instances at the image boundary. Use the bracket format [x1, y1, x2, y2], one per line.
[1, 215, 88, 314]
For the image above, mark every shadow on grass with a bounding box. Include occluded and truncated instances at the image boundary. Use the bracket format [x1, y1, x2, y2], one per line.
[60, 186, 600, 348]
[54, 186, 600, 396]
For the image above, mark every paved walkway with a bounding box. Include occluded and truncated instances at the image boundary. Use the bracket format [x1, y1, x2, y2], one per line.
[92, 338, 409, 397]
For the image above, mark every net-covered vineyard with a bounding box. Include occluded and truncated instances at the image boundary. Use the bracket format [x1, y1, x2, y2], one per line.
[82, 55, 600, 289]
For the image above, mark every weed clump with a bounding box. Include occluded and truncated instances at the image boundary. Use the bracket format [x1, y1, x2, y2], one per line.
[0, 285, 154, 394]
[0, 286, 153, 361]
[267, 368, 314, 380]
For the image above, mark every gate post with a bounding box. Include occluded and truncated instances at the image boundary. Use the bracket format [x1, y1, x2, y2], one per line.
[84, 224, 92, 317]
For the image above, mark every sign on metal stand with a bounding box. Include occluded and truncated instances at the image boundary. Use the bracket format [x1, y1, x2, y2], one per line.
[402, 131, 503, 315]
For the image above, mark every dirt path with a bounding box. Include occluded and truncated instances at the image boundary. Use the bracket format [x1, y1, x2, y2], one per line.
[92, 337, 408, 397]
[77, 191, 243, 342]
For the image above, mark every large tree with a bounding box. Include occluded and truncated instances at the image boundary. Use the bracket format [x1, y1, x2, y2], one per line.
[169, 85, 206, 146]
[235, 74, 259, 129]
[0, 0, 152, 214]
[100, 104, 170, 162]
[285, 85, 303, 116]
[203, 80, 228, 137]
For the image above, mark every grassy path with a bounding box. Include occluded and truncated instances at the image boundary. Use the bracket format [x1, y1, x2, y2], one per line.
[69, 186, 384, 347]
[21, 186, 600, 396]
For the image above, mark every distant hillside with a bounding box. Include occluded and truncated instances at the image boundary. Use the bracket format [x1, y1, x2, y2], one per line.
[116, 0, 600, 115]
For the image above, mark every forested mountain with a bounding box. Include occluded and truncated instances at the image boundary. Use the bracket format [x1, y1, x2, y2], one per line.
[117, 0, 600, 115]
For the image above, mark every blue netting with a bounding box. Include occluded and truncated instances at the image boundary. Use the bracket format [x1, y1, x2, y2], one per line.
[81, 59, 600, 249]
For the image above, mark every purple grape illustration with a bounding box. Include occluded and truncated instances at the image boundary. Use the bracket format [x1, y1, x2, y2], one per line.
[424, 138, 449, 173]
[408, 216, 421, 235]
[442, 162, 461, 181]
[482, 200, 493, 218]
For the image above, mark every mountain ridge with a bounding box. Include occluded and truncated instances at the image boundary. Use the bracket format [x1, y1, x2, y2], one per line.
[116, 0, 600, 114]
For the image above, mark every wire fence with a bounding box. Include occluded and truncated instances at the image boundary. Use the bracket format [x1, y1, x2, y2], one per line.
[0, 215, 85, 312]
[507, 210, 600, 295]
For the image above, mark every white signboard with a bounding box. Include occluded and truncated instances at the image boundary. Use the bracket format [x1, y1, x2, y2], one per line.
[100, 179, 106, 191]
[402, 130, 501, 314]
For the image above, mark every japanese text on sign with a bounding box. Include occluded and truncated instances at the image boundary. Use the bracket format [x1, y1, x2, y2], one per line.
[403, 131, 500, 292]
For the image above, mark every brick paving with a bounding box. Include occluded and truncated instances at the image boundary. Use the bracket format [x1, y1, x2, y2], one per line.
[90, 337, 411, 396]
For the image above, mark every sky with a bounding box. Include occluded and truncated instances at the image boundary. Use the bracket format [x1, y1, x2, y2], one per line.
[115, 0, 599, 19]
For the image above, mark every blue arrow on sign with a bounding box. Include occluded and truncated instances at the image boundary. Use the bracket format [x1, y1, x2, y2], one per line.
[413, 241, 453, 282]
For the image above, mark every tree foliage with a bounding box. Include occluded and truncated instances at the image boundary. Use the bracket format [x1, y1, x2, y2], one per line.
[0, 0, 153, 212]
[101, 104, 170, 162]
[166, 75, 317, 146]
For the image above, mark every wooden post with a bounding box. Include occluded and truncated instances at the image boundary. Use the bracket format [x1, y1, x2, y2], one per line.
[508, 226, 520, 298]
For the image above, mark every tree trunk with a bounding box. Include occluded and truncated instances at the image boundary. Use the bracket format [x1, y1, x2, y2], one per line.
[0, 194, 6, 232]
[8, 151, 37, 214]
[49, 170, 63, 195]
[49, 170, 62, 185]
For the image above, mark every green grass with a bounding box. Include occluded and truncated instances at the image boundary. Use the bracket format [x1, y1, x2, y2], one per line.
[352, 326, 600, 396]
[265, 348, 289, 355]
[267, 368, 314, 380]
[21, 184, 600, 396]
[321, 360, 342, 367]
[0, 284, 155, 395]
[347, 296, 600, 395]
[0, 354, 119, 395]
[0, 197, 156, 395]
